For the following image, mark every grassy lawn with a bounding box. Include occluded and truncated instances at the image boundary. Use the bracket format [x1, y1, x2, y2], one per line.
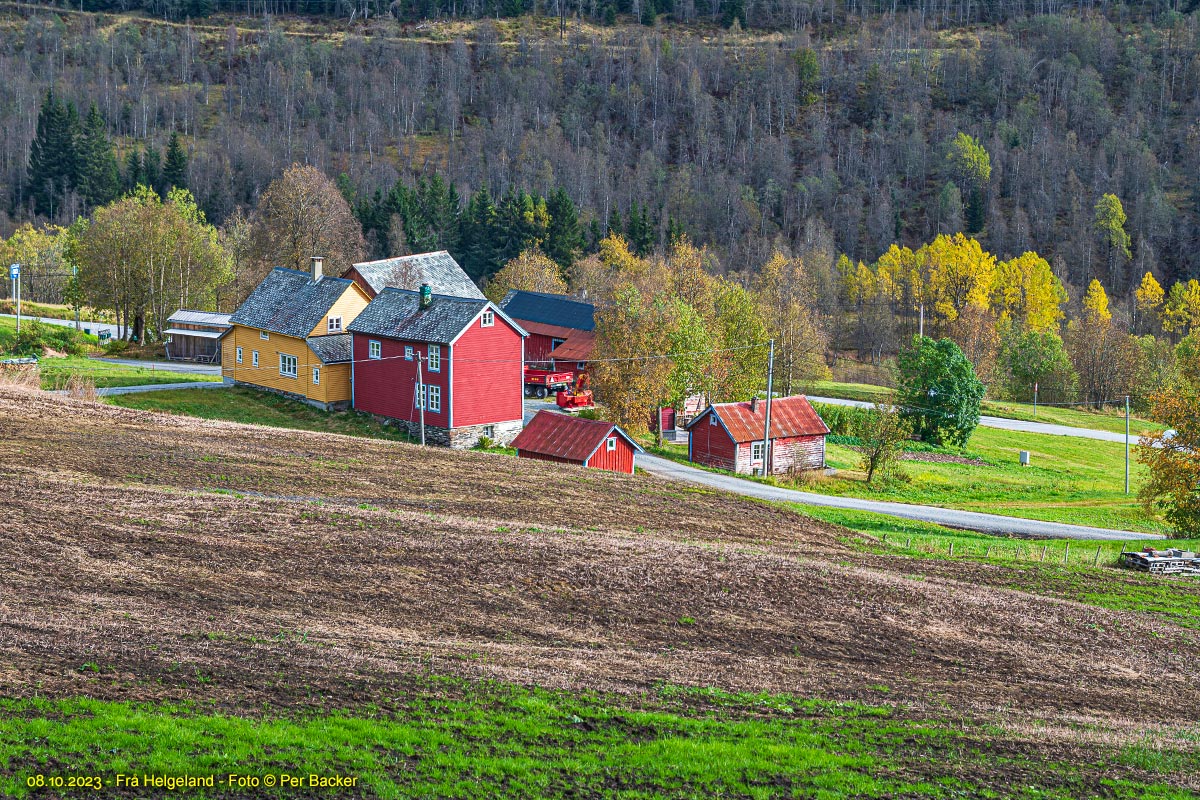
[39, 357, 221, 390]
[107, 386, 414, 441]
[0, 299, 113, 322]
[815, 426, 1166, 534]
[805, 379, 1162, 435]
[1, 683, 1194, 799]
[791, 504, 1200, 630]
[0, 317, 97, 357]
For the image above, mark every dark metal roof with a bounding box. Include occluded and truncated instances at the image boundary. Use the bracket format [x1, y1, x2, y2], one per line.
[306, 333, 353, 364]
[346, 288, 524, 344]
[686, 396, 830, 442]
[350, 251, 484, 299]
[230, 268, 357, 339]
[498, 290, 595, 332]
[511, 410, 643, 461]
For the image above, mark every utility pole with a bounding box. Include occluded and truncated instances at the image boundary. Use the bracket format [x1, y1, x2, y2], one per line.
[761, 339, 775, 477]
[918, 302, 924, 339]
[72, 265, 80, 331]
[1033, 382, 1038, 416]
[1124, 395, 1130, 495]
[417, 354, 426, 446]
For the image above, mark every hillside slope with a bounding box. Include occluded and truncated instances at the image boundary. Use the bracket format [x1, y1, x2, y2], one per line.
[1, 386, 1198, 748]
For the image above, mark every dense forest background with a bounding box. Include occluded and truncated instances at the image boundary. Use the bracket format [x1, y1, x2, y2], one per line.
[1, 2, 1198, 303]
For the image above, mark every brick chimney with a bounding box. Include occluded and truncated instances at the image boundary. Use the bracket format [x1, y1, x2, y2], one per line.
[311, 256, 324, 282]
[420, 283, 432, 309]
[750, 396, 759, 413]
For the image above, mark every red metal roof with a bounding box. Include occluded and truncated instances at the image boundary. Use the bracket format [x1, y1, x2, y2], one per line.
[512, 411, 643, 462]
[549, 330, 595, 362]
[689, 395, 830, 443]
[519, 320, 579, 340]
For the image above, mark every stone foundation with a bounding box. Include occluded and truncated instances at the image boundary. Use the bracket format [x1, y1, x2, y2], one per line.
[380, 417, 523, 449]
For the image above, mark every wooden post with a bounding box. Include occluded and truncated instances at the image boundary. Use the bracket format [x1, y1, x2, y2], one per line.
[1040, 545, 1047, 562]
[985, 545, 991, 558]
[1064, 542, 1069, 564]
[905, 537, 911, 548]
[1093, 546, 1102, 566]
[949, 542, 954, 557]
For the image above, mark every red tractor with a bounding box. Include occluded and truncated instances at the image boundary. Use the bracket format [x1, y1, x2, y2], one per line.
[556, 372, 595, 410]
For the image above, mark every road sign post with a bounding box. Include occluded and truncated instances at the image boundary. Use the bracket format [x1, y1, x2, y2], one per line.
[9, 264, 19, 335]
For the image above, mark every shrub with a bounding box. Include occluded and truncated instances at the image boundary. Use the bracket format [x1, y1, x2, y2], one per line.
[811, 403, 878, 436]
[103, 339, 130, 356]
[896, 336, 984, 447]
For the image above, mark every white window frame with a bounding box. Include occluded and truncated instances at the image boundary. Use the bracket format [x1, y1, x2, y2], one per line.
[482, 425, 496, 439]
[404, 346, 414, 361]
[252, 350, 259, 368]
[327, 316, 343, 333]
[260, 330, 270, 340]
[427, 344, 441, 372]
[480, 310, 494, 328]
[312, 367, 320, 385]
[751, 441, 764, 463]
[551, 337, 565, 350]
[577, 362, 587, 370]
[279, 353, 298, 378]
[369, 340, 382, 360]
[709, 412, 717, 425]
[427, 384, 441, 413]
[606, 436, 617, 452]
[236, 346, 243, 364]
[414, 383, 425, 408]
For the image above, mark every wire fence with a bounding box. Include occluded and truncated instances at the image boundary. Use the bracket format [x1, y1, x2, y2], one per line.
[872, 532, 1192, 567]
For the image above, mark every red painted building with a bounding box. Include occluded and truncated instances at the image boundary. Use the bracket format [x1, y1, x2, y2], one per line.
[347, 287, 527, 448]
[511, 410, 643, 474]
[497, 290, 595, 377]
[686, 395, 829, 475]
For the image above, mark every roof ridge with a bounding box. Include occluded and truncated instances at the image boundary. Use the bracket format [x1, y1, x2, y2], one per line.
[354, 250, 451, 267]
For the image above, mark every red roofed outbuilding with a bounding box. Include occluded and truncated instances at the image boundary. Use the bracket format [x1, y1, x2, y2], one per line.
[686, 395, 829, 475]
[512, 411, 643, 474]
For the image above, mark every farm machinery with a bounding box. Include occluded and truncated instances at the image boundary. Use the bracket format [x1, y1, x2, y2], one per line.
[556, 372, 595, 411]
[523, 366, 574, 398]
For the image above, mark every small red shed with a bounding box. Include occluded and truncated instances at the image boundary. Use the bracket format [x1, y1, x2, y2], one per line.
[686, 395, 829, 475]
[512, 411, 643, 475]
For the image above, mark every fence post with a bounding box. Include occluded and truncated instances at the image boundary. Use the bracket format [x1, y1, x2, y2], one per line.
[1093, 546, 1102, 566]
[1040, 545, 1047, 562]
[948, 542, 954, 557]
[1064, 542, 1069, 564]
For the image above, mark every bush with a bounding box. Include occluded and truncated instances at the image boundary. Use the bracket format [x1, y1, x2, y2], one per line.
[103, 339, 130, 356]
[896, 336, 984, 447]
[811, 403, 878, 437]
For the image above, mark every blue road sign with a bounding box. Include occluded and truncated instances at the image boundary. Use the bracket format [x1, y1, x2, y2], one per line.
[8, 264, 17, 279]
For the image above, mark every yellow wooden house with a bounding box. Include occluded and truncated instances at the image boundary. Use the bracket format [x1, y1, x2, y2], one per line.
[221, 258, 370, 409]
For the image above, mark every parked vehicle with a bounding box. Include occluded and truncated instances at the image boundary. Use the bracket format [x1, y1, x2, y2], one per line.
[556, 372, 594, 410]
[524, 366, 573, 398]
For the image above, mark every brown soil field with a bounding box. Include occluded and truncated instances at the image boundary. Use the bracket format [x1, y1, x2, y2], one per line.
[1, 385, 1198, 756]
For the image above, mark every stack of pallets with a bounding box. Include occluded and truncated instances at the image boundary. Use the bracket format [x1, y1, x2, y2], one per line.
[1120, 548, 1200, 576]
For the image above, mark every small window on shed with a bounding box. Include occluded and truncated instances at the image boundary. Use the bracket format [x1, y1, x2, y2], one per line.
[709, 412, 717, 425]
[606, 437, 617, 452]
[404, 346, 413, 360]
[369, 340, 382, 360]
[481, 310, 495, 327]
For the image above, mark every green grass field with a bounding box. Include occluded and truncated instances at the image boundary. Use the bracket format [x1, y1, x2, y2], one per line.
[805, 379, 1162, 435]
[2, 682, 1194, 799]
[39, 357, 221, 390]
[107, 386, 414, 441]
[0, 299, 113, 323]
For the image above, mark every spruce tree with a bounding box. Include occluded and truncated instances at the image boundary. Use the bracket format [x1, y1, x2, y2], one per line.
[27, 90, 80, 217]
[162, 132, 189, 191]
[143, 147, 163, 195]
[606, 205, 622, 237]
[124, 148, 146, 192]
[544, 187, 583, 270]
[77, 104, 121, 207]
[459, 188, 500, 282]
[626, 201, 654, 255]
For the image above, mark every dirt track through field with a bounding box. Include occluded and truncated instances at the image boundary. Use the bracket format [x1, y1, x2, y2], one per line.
[2, 386, 1198, 751]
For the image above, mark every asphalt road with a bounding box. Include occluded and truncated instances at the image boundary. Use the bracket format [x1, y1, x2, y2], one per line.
[636, 453, 1160, 541]
[96, 357, 223, 376]
[808, 395, 1133, 444]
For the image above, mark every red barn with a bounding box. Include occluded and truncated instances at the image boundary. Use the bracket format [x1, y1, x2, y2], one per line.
[512, 411, 643, 474]
[686, 395, 829, 475]
[497, 290, 595, 377]
[347, 287, 527, 448]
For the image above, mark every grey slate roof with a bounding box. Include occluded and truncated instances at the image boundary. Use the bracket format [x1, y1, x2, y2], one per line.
[306, 333, 353, 364]
[350, 251, 484, 300]
[229, 268, 357, 339]
[347, 288, 525, 344]
[498, 290, 595, 331]
[167, 310, 232, 328]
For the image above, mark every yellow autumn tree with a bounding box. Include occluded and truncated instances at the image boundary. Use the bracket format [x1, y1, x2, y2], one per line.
[1134, 271, 1165, 334]
[483, 247, 567, 303]
[991, 251, 1066, 332]
[918, 233, 995, 327]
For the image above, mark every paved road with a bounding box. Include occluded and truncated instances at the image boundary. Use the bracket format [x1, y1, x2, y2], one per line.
[807, 395, 1136, 444]
[97, 381, 230, 396]
[96, 357, 222, 376]
[636, 453, 1160, 541]
[1, 313, 126, 340]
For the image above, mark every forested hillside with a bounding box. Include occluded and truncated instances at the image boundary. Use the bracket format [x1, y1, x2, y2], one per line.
[1, 4, 1198, 294]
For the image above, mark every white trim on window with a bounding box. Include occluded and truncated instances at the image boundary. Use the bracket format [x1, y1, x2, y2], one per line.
[252, 350, 259, 368]
[551, 337, 565, 350]
[751, 441, 764, 463]
[480, 310, 494, 327]
[427, 384, 441, 413]
[236, 346, 243, 364]
[312, 367, 320, 385]
[427, 344, 441, 372]
[369, 340, 382, 360]
[414, 382, 425, 408]
[577, 362, 587, 370]
[709, 412, 717, 425]
[482, 425, 496, 439]
[606, 436, 617, 452]
[260, 330, 269, 340]
[404, 346, 413, 361]
[327, 316, 343, 333]
[279, 353, 298, 378]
